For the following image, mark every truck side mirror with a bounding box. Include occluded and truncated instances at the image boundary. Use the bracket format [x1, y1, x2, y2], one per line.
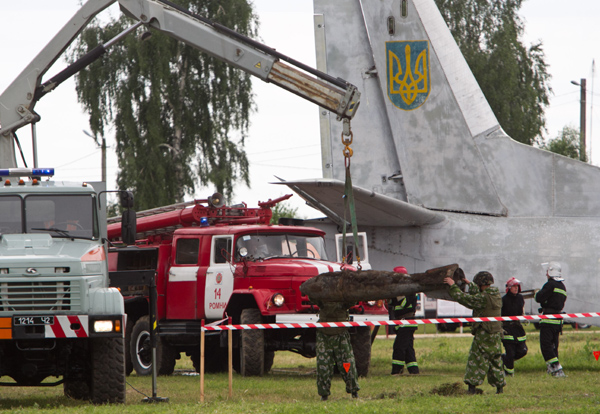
[118, 190, 136, 245]
[121, 209, 137, 245]
[120, 191, 134, 209]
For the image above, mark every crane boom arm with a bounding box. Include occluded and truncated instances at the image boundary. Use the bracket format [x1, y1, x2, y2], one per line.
[118, 0, 360, 120]
[0, 0, 360, 168]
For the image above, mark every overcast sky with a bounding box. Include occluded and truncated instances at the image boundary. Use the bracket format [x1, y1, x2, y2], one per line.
[0, 0, 598, 218]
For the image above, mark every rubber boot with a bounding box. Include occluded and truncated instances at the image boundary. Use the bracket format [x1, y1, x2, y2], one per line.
[467, 385, 483, 395]
[391, 365, 403, 375]
[496, 386, 504, 394]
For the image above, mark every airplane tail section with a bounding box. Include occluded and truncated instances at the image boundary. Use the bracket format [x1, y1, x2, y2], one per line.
[313, 0, 600, 219]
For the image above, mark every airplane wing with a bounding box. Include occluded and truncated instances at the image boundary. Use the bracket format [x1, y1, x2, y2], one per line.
[273, 178, 445, 227]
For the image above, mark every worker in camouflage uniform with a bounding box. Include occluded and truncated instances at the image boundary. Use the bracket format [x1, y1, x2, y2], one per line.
[444, 271, 506, 395]
[314, 300, 359, 401]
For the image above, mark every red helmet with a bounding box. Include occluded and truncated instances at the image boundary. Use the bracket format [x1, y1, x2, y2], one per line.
[505, 277, 521, 293]
[393, 266, 408, 274]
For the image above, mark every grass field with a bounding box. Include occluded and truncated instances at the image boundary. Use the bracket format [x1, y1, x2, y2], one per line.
[1, 324, 599, 413]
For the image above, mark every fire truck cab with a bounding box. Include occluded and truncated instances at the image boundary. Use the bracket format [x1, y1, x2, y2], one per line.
[108, 195, 385, 377]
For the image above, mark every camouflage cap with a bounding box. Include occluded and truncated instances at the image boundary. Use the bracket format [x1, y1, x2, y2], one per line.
[473, 271, 494, 286]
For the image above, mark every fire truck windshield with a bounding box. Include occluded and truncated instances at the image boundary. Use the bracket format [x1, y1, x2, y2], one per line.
[0, 194, 98, 239]
[236, 233, 328, 261]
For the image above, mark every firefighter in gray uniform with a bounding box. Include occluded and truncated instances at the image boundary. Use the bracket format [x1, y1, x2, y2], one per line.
[445, 271, 506, 395]
[535, 261, 567, 377]
[314, 300, 359, 401]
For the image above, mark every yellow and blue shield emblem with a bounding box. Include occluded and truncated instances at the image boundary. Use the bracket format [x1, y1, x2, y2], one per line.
[386, 41, 430, 110]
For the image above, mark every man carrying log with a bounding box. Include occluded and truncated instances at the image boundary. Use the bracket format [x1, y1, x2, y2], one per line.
[444, 271, 506, 395]
[314, 300, 359, 401]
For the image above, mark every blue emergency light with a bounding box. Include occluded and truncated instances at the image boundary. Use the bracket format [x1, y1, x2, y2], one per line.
[0, 168, 55, 177]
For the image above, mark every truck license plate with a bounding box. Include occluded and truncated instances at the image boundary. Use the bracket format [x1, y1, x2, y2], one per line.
[13, 316, 55, 326]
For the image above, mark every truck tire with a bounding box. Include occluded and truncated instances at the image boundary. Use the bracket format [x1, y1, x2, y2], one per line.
[351, 327, 371, 377]
[90, 337, 126, 404]
[131, 316, 177, 376]
[239, 308, 265, 376]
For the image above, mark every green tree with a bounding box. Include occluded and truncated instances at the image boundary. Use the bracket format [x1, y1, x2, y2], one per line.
[270, 202, 302, 225]
[435, 0, 551, 145]
[69, 1, 257, 210]
[540, 125, 585, 161]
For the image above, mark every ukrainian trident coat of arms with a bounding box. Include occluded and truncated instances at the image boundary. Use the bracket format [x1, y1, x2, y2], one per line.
[386, 40, 430, 110]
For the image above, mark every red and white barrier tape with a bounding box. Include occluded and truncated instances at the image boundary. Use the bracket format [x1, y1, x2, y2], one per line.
[202, 312, 600, 331]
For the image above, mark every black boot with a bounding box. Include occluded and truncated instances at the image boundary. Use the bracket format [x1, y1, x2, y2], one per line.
[391, 366, 403, 375]
[408, 367, 420, 375]
[320, 395, 328, 401]
[467, 384, 483, 395]
[496, 386, 504, 394]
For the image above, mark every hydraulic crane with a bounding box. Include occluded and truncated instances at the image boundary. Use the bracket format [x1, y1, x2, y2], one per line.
[0, 0, 360, 168]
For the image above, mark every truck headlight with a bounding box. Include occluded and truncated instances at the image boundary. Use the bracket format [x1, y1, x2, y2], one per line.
[93, 319, 121, 333]
[272, 293, 285, 307]
[93, 320, 114, 332]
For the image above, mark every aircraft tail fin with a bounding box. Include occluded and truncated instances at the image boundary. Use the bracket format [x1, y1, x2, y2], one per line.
[314, 0, 600, 219]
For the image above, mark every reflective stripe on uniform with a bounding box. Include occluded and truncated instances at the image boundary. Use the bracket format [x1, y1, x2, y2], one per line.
[554, 288, 567, 297]
[540, 319, 563, 324]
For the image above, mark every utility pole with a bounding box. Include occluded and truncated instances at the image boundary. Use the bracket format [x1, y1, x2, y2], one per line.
[83, 130, 106, 182]
[571, 78, 587, 162]
[100, 136, 106, 183]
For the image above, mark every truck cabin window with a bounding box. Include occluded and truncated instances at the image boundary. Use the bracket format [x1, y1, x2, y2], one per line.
[0, 196, 23, 234]
[0, 194, 97, 238]
[176, 238, 200, 265]
[213, 237, 232, 264]
[235, 233, 327, 261]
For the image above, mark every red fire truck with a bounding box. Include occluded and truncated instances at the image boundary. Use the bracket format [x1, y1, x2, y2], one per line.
[107, 194, 385, 377]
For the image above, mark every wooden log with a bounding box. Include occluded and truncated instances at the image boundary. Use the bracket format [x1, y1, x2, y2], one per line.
[300, 263, 464, 303]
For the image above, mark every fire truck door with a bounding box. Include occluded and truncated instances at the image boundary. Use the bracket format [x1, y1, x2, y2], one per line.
[166, 237, 201, 319]
[167, 238, 200, 319]
[205, 236, 234, 319]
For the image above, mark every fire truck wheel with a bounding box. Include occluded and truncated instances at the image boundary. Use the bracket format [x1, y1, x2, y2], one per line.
[90, 337, 126, 404]
[240, 308, 265, 376]
[351, 327, 372, 377]
[131, 316, 177, 376]
[125, 318, 134, 376]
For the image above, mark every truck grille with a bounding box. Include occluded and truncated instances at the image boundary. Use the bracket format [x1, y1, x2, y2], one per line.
[0, 281, 80, 312]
